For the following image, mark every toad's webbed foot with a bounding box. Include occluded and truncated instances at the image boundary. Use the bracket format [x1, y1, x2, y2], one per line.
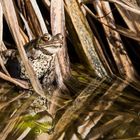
[0, 49, 17, 58]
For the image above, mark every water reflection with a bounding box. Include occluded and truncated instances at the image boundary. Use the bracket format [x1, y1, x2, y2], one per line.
[0, 67, 140, 140]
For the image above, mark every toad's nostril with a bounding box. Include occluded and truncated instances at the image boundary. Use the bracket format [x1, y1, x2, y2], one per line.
[59, 35, 63, 40]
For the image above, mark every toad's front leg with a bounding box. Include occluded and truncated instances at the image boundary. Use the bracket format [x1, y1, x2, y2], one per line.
[42, 71, 55, 87]
[0, 49, 21, 78]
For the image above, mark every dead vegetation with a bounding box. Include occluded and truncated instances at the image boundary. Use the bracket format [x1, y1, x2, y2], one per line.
[0, 0, 140, 140]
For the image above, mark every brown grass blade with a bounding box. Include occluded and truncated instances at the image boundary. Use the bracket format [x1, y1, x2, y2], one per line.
[82, 4, 140, 42]
[30, 0, 48, 34]
[64, 0, 107, 77]
[116, 2, 140, 33]
[0, 92, 24, 110]
[0, 4, 14, 75]
[100, 0, 140, 14]
[19, 11, 34, 40]
[0, 55, 10, 76]
[0, 5, 10, 76]
[51, 0, 70, 81]
[24, 0, 48, 36]
[93, 1, 136, 80]
[42, 0, 51, 10]
[0, 71, 29, 89]
[0, 2, 2, 42]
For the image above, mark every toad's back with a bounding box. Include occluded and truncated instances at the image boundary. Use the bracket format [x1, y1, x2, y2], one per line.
[20, 49, 56, 87]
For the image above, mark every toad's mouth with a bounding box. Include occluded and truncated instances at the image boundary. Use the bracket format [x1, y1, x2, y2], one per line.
[37, 47, 61, 55]
[37, 40, 63, 55]
[39, 39, 63, 48]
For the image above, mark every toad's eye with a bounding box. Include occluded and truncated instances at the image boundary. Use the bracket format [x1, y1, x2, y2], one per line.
[42, 33, 52, 41]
